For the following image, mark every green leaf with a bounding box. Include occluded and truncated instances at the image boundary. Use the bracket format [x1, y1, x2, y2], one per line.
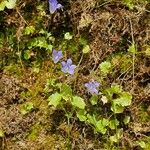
[90, 95, 98, 105]
[60, 84, 72, 101]
[137, 141, 146, 148]
[47, 44, 53, 52]
[99, 61, 112, 75]
[115, 92, 132, 106]
[102, 118, 109, 127]
[20, 102, 34, 115]
[48, 92, 62, 107]
[24, 50, 31, 60]
[111, 103, 124, 114]
[110, 135, 118, 143]
[96, 121, 107, 134]
[76, 110, 87, 122]
[0, 1, 6, 11]
[82, 45, 90, 54]
[96, 118, 109, 134]
[128, 43, 136, 54]
[109, 119, 119, 129]
[24, 26, 35, 35]
[106, 84, 123, 99]
[5, 0, 16, 9]
[145, 47, 150, 56]
[87, 114, 97, 126]
[110, 84, 123, 93]
[107, 84, 132, 113]
[60, 84, 72, 96]
[109, 129, 123, 143]
[71, 96, 86, 109]
[64, 32, 72, 40]
[123, 116, 130, 124]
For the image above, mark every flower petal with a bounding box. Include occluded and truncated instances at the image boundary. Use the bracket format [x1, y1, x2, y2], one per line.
[68, 66, 75, 74]
[67, 59, 72, 65]
[56, 4, 62, 9]
[58, 51, 63, 57]
[62, 65, 69, 73]
[52, 50, 63, 63]
[49, 0, 57, 14]
[85, 83, 89, 88]
[91, 88, 98, 94]
[49, 0, 62, 14]
[71, 65, 76, 69]
[85, 80, 99, 95]
[94, 81, 100, 88]
[52, 49, 57, 57]
[61, 61, 66, 67]
[61, 67, 67, 73]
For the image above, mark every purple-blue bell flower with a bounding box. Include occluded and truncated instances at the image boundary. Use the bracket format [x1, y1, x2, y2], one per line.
[61, 59, 76, 75]
[85, 80, 100, 95]
[49, 0, 62, 14]
[52, 49, 63, 63]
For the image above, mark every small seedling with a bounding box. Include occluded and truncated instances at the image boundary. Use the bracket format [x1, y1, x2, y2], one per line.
[20, 102, 34, 115]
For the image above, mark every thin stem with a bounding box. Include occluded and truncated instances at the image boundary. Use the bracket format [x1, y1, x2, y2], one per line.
[73, 54, 83, 90]
[129, 18, 136, 91]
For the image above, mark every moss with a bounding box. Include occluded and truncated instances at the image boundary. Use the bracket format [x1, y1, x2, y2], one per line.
[4, 64, 23, 76]
[26, 124, 42, 141]
[138, 105, 150, 122]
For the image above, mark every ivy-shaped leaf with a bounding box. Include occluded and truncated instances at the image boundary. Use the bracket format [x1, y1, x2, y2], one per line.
[48, 92, 62, 107]
[76, 110, 87, 122]
[60, 84, 72, 101]
[71, 96, 86, 109]
[87, 114, 97, 126]
[109, 119, 119, 129]
[96, 118, 109, 134]
[0, 1, 6, 11]
[90, 95, 98, 105]
[106, 84, 123, 99]
[114, 92, 132, 107]
[137, 141, 146, 149]
[5, 0, 16, 9]
[110, 129, 123, 143]
[123, 116, 130, 125]
[111, 103, 124, 114]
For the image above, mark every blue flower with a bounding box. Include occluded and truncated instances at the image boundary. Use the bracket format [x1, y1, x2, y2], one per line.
[85, 80, 100, 95]
[61, 59, 76, 75]
[49, 0, 62, 14]
[52, 49, 63, 63]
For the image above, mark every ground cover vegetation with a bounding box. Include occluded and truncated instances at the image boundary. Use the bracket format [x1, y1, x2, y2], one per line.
[0, 0, 150, 149]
